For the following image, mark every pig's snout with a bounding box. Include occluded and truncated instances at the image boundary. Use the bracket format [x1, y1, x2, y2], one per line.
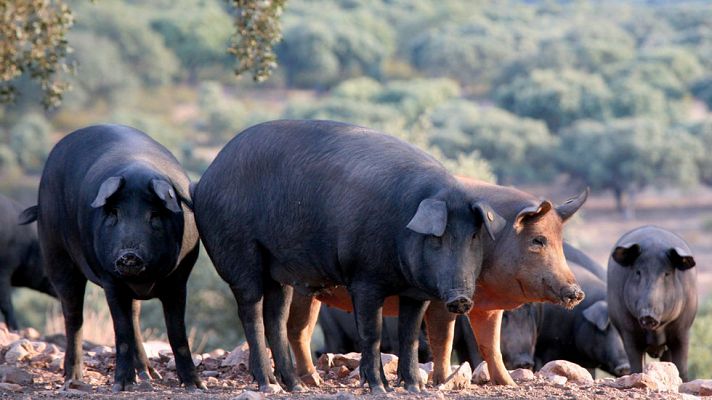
[613, 363, 631, 377]
[511, 356, 535, 370]
[446, 295, 473, 314]
[638, 315, 660, 330]
[559, 284, 585, 309]
[114, 251, 146, 277]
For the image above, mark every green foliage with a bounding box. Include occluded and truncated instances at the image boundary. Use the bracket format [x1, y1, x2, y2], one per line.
[689, 296, 712, 380]
[0, 0, 73, 107]
[692, 77, 712, 109]
[284, 77, 460, 131]
[108, 110, 183, 152]
[437, 150, 496, 184]
[277, 3, 394, 88]
[9, 112, 51, 172]
[375, 79, 461, 123]
[408, 18, 527, 87]
[684, 118, 712, 186]
[332, 77, 383, 100]
[429, 100, 555, 184]
[62, 32, 138, 107]
[558, 118, 702, 195]
[150, 0, 233, 79]
[73, 2, 180, 87]
[197, 81, 247, 144]
[0, 144, 21, 177]
[495, 69, 613, 132]
[228, 0, 286, 82]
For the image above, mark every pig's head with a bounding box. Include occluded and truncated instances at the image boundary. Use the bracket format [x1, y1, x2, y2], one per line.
[477, 189, 588, 310]
[402, 188, 506, 315]
[500, 303, 541, 370]
[575, 300, 630, 377]
[611, 232, 696, 332]
[89, 167, 191, 291]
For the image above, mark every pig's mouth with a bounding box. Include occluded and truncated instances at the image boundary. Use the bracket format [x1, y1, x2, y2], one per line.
[544, 279, 584, 309]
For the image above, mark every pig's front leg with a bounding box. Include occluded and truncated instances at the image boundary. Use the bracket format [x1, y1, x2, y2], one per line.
[469, 308, 515, 386]
[423, 300, 457, 385]
[397, 296, 429, 392]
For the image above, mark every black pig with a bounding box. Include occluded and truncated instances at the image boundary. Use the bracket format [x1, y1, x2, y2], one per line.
[0, 194, 55, 330]
[192, 120, 504, 393]
[317, 306, 432, 362]
[537, 263, 630, 377]
[19, 125, 203, 392]
[607, 226, 697, 380]
[563, 241, 606, 281]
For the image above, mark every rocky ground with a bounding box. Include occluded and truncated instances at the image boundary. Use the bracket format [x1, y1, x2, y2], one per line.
[0, 324, 709, 400]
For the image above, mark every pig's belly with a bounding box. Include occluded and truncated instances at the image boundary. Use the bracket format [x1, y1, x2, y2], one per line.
[269, 261, 341, 294]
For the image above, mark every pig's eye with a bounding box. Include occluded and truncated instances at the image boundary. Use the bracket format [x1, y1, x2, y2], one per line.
[664, 271, 671, 277]
[635, 270, 641, 277]
[149, 211, 162, 229]
[429, 235, 443, 248]
[105, 208, 118, 225]
[532, 236, 547, 247]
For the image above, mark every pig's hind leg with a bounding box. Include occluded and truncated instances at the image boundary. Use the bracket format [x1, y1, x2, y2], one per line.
[44, 250, 87, 390]
[131, 300, 162, 387]
[263, 278, 305, 391]
[216, 241, 281, 393]
[0, 265, 19, 330]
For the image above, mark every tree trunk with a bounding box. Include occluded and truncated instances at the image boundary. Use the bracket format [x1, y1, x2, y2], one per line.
[614, 187, 624, 214]
[623, 188, 636, 220]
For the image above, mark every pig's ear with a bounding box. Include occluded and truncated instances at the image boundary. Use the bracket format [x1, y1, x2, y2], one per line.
[407, 198, 447, 237]
[555, 188, 589, 222]
[151, 179, 183, 213]
[582, 300, 610, 331]
[91, 176, 124, 208]
[471, 201, 505, 240]
[668, 247, 696, 270]
[18, 205, 38, 225]
[514, 200, 552, 230]
[611, 243, 641, 267]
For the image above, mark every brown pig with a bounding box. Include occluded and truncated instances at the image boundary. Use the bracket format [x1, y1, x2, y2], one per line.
[287, 178, 587, 387]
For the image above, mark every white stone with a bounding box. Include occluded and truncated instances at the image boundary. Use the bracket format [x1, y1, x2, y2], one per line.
[437, 362, 472, 390]
[472, 361, 490, 385]
[680, 379, 712, 396]
[644, 362, 682, 392]
[4, 339, 33, 364]
[538, 360, 593, 384]
[380, 353, 398, 375]
[509, 368, 535, 382]
[142, 341, 171, 359]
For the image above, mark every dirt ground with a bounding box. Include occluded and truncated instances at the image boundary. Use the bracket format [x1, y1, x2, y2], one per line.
[0, 354, 687, 400]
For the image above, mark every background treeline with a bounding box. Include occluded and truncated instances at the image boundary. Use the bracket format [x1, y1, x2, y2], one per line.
[1, 0, 711, 372]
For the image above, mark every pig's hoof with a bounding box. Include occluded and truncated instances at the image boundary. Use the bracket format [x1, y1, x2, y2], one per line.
[370, 384, 387, 394]
[185, 383, 206, 392]
[62, 379, 92, 392]
[259, 383, 284, 393]
[289, 383, 306, 392]
[111, 382, 134, 393]
[137, 380, 153, 391]
[405, 383, 421, 393]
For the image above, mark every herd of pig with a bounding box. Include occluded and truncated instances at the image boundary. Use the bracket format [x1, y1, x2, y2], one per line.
[0, 120, 699, 394]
